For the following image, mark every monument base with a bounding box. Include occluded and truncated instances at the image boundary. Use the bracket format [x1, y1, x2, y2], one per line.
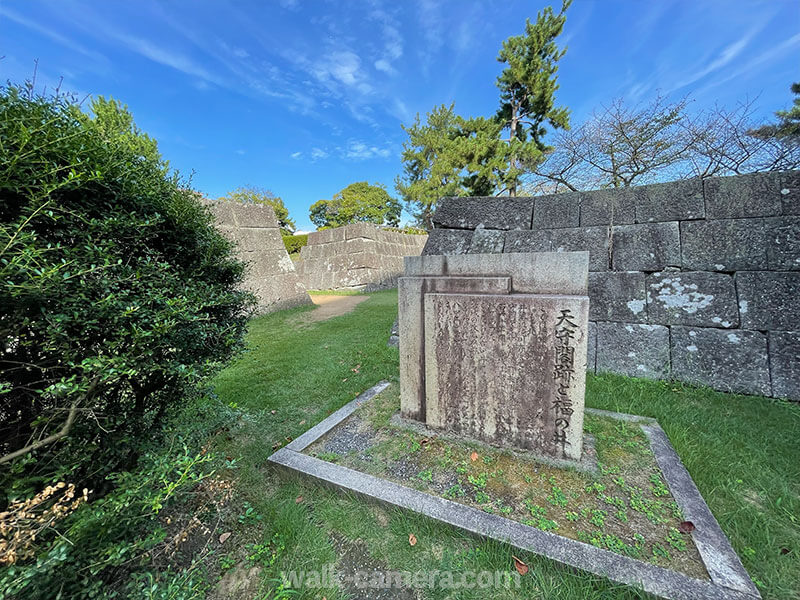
[269, 382, 761, 600]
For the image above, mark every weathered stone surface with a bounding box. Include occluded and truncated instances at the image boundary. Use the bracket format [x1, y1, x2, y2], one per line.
[767, 216, 800, 270]
[532, 192, 581, 229]
[596, 322, 670, 379]
[230, 227, 288, 252]
[422, 229, 473, 255]
[468, 228, 505, 253]
[404, 252, 589, 295]
[224, 201, 280, 228]
[704, 172, 782, 219]
[611, 222, 680, 271]
[507, 227, 609, 271]
[735, 271, 800, 331]
[634, 179, 705, 223]
[780, 170, 800, 215]
[579, 188, 636, 226]
[432, 197, 534, 230]
[399, 276, 513, 421]
[769, 331, 800, 401]
[587, 321, 597, 373]
[681, 219, 769, 271]
[670, 327, 770, 396]
[588, 272, 647, 322]
[424, 292, 588, 460]
[646, 272, 738, 328]
[308, 227, 346, 245]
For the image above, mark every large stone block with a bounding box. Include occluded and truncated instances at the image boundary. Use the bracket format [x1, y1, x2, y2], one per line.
[704, 172, 782, 219]
[468, 228, 505, 253]
[579, 188, 636, 226]
[205, 201, 236, 227]
[596, 322, 670, 379]
[646, 272, 738, 328]
[735, 272, 800, 331]
[308, 227, 346, 245]
[769, 331, 800, 401]
[588, 272, 647, 322]
[670, 326, 770, 396]
[404, 252, 589, 295]
[422, 229, 473, 255]
[611, 222, 680, 271]
[586, 321, 597, 373]
[767, 216, 800, 270]
[232, 227, 287, 252]
[227, 201, 280, 228]
[507, 227, 609, 271]
[780, 171, 800, 216]
[532, 192, 581, 229]
[432, 197, 534, 230]
[345, 223, 381, 240]
[399, 276, 513, 421]
[634, 179, 705, 223]
[680, 218, 769, 271]
[424, 292, 588, 460]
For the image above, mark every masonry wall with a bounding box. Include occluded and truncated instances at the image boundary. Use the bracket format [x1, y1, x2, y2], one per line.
[423, 171, 800, 401]
[298, 223, 427, 291]
[206, 200, 312, 313]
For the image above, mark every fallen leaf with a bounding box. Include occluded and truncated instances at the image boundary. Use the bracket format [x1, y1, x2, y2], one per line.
[295, 495, 304, 504]
[512, 556, 529, 575]
[272, 442, 282, 450]
[351, 364, 361, 373]
[780, 547, 790, 555]
[219, 532, 231, 544]
[299, 420, 306, 426]
[470, 452, 479, 462]
[342, 378, 348, 382]
[678, 521, 696, 534]
[408, 533, 417, 546]
[420, 438, 430, 446]
[270, 410, 276, 415]
[286, 436, 293, 442]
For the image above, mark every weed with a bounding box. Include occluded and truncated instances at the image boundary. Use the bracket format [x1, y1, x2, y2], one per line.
[649, 472, 670, 497]
[468, 473, 488, 489]
[238, 502, 263, 525]
[548, 485, 569, 508]
[666, 528, 687, 552]
[417, 469, 433, 482]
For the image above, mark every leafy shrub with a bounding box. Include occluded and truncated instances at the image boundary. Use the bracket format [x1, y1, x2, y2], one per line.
[283, 233, 308, 255]
[0, 86, 253, 495]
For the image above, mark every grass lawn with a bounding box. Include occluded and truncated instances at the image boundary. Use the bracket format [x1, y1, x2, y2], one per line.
[208, 289, 799, 600]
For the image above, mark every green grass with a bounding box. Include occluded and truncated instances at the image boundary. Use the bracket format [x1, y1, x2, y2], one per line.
[306, 289, 366, 296]
[206, 290, 799, 599]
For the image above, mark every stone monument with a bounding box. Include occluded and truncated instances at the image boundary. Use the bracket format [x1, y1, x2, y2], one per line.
[398, 252, 590, 461]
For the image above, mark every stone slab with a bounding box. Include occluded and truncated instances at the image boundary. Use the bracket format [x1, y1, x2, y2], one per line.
[404, 252, 589, 295]
[780, 171, 800, 216]
[532, 192, 581, 229]
[468, 227, 505, 253]
[735, 271, 800, 331]
[681, 219, 769, 272]
[432, 196, 534, 230]
[611, 222, 681, 271]
[767, 216, 800, 270]
[307, 227, 346, 245]
[507, 227, 610, 271]
[269, 387, 760, 600]
[231, 227, 288, 252]
[422, 228, 473, 255]
[579, 188, 636, 226]
[670, 327, 770, 396]
[398, 276, 513, 421]
[596, 322, 671, 379]
[768, 331, 800, 401]
[704, 172, 782, 219]
[588, 271, 648, 322]
[646, 272, 739, 328]
[634, 179, 705, 223]
[424, 292, 588, 460]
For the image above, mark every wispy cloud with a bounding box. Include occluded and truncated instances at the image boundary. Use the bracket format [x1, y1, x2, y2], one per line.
[310, 147, 329, 160]
[290, 151, 303, 160]
[341, 140, 391, 160]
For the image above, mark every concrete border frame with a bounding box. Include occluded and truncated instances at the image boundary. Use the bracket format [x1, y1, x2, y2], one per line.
[269, 382, 760, 600]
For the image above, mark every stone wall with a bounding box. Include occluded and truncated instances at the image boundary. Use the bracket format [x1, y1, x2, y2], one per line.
[206, 200, 312, 313]
[297, 223, 427, 290]
[422, 171, 800, 401]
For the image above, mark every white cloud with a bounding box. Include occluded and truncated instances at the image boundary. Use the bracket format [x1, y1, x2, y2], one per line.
[374, 59, 395, 74]
[290, 151, 303, 159]
[236, 149, 246, 155]
[310, 147, 329, 160]
[342, 140, 391, 160]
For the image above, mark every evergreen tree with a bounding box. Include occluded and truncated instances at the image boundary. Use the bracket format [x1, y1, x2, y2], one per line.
[750, 82, 800, 140]
[309, 181, 400, 229]
[496, 0, 571, 195]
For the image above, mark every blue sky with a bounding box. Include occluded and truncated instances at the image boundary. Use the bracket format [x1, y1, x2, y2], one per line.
[2, 0, 798, 231]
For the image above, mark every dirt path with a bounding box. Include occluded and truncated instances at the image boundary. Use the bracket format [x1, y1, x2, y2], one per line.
[301, 294, 369, 323]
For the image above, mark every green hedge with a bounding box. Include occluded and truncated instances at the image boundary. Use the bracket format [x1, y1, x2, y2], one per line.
[283, 233, 308, 255]
[0, 87, 254, 494]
